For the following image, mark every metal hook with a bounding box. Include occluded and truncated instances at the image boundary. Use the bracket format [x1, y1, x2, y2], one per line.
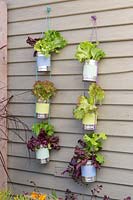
[46, 7, 51, 14]
[91, 15, 97, 22]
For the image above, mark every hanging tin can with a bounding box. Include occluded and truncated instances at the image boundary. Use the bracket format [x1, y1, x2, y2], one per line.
[82, 113, 97, 130]
[83, 59, 98, 82]
[81, 160, 96, 183]
[36, 146, 49, 164]
[37, 52, 51, 72]
[36, 100, 49, 119]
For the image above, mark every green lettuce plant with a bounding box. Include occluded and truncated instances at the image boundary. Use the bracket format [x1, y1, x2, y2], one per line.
[32, 80, 57, 101]
[75, 41, 105, 63]
[83, 132, 107, 164]
[32, 121, 55, 136]
[34, 30, 67, 57]
[73, 83, 104, 121]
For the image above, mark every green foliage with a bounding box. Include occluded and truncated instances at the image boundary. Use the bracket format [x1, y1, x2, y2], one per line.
[73, 83, 104, 121]
[14, 195, 31, 200]
[88, 83, 105, 105]
[34, 30, 67, 57]
[48, 191, 59, 200]
[75, 41, 105, 62]
[32, 121, 55, 136]
[0, 191, 31, 200]
[0, 191, 12, 200]
[83, 132, 107, 164]
[32, 80, 57, 101]
[73, 95, 97, 120]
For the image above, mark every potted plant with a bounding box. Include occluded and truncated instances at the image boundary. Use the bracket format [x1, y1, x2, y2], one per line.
[73, 83, 104, 130]
[32, 80, 57, 119]
[26, 30, 67, 72]
[75, 41, 105, 82]
[27, 121, 60, 164]
[63, 132, 107, 183]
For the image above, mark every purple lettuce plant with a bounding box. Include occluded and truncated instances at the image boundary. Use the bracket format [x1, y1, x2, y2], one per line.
[26, 36, 41, 56]
[27, 126, 60, 152]
[63, 139, 101, 184]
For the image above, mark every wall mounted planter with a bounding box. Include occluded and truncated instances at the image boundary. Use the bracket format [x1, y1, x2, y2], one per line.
[36, 146, 49, 164]
[82, 113, 97, 130]
[36, 100, 49, 119]
[83, 59, 98, 82]
[81, 160, 96, 183]
[37, 52, 51, 72]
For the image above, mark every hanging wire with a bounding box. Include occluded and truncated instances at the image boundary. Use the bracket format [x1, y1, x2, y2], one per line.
[46, 7, 51, 31]
[41, 6, 51, 38]
[46, 6, 52, 123]
[89, 15, 98, 43]
[40, 6, 52, 123]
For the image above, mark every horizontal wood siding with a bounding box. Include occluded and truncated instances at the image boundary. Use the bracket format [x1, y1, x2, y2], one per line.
[7, 0, 133, 199]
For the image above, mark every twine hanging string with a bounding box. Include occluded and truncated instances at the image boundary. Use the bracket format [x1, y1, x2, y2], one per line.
[41, 7, 51, 38]
[45, 6, 52, 123]
[34, 6, 52, 124]
[89, 15, 98, 43]
[82, 16, 98, 134]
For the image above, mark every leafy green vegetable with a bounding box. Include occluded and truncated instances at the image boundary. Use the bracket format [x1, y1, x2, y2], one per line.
[34, 30, 67, 57]
[91, 46, 105, 61]
[75, 41, 105, 62]
[73, 83, 104, 121]
[88, 83, 105, 105]
[32, 80, 57, 101]
[32, 121, 55, 136]
[48, 191, 59, 200]
[83, 132, 107, 164]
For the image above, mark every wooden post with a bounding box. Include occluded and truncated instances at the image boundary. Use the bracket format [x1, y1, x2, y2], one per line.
[0, 0, 7, 189]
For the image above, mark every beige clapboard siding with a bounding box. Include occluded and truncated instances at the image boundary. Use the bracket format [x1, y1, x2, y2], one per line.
[7, 0, 133, 21]
[7, 184, 90, 200]
[7, 184, 85, 200]
[7, 57, 133, 76]
[7, 0, 72, 9]
[8, 157, 133, 186]
[7, 73, 133, 90]
[8, 103, 133, 121]
[8, 90, 133, 105]
[7, 183, 84, 200]
[8, 130, 133, 153]
[8, 169, 133, 199]
[8, 117, 133, 137]
[7, 0, 133, 11]
[8, 42, 133, 63]
[7, 0, 133, 198]
[8, 156, 133, 180]
[7, 182, 133, 200]
[8, 24, 133, 49]
[8, 8, 133, 36]
[8, 143, 133, 170]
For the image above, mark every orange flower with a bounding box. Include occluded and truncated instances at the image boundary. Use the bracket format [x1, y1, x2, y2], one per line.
[31, 192, 47, 200]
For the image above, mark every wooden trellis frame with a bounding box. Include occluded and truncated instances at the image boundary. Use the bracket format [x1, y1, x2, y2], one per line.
[0, 0, 7, 189]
